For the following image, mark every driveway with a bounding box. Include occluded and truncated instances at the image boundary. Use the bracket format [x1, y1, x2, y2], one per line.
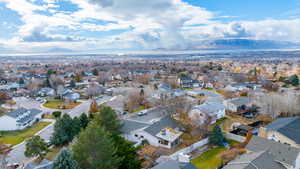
[6, 96, 112, 164]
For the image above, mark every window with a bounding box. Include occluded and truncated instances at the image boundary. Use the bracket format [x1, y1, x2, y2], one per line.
[159, 139, 169, 145]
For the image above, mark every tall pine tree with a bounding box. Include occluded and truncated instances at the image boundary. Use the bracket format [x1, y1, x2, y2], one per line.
[72, 121, 121, 169]
[53, 149, 80, 169]
[97, 106, 123, 135]
[209, 125, 226, 146]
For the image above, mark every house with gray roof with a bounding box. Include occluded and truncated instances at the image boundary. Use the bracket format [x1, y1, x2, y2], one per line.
[189, 102, 226, 126]
[120, 119, 149, 144]
[224, 96, 251, 112]
[259, 117, 300, 148]
[151, 160, 197, 169]
[0, 108, 42, 131]
[124, 115, 183, 149]
[223, 151, 286, 169]
[243, 136, 300, 169]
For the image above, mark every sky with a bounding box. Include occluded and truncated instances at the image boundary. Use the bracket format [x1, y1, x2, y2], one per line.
[0, 0, 300, 53]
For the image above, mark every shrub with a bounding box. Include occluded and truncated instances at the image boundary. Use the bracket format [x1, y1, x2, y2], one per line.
[52, 111, 62, 118]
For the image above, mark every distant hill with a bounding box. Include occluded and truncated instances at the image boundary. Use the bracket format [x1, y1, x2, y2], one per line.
[192, 39, 300, 50]
[46, 47, 75, 53]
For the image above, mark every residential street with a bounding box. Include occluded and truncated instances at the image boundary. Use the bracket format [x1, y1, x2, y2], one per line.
[6, 96, 111, 165]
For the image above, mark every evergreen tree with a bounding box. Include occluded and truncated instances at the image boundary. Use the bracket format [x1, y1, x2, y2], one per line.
[51, 114, 77, 146]
[97, 106, 123, 135]
[79, 113, 89, 129]
[289, 74, 299, 86]
[209, 125, 225, 146]
[69, 80, 76, 88]
[73, 116, 82, 135]
[72, 121, 121, 169]
[53, 149, 80, 169]
[18, 78, 25, 85]
[113, 136, 141, 169]
[25, 136, 49, 160]
[92, 69, 99, 76]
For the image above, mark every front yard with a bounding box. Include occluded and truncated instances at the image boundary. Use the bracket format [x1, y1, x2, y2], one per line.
[0, 122, 51, 145]
[43, 100, 81, 109]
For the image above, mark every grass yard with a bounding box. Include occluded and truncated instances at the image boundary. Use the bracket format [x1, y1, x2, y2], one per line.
[133, 106, 147, 113]
[0, 122, 51, 146]
[191, 139, 241, 169]
[191, 146, 226, 169]
[43, 100, 81, 109]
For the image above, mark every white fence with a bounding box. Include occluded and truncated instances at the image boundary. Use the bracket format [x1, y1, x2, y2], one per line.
[169, 138, 209, 160]
[225, 132, 246, 142]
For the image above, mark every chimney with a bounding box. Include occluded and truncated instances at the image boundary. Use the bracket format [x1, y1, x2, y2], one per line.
[258, 127, 267, 138]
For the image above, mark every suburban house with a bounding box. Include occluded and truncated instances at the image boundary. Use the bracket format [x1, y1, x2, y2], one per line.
[121, 115, 183, 149]
[38, 87, 55, 97]
[227, 136, 300, 169]
[224, 96, 251, 112]
[189, 102, 226, 125]
[151, 160, 197, 169]
[178, 77, 193, 88]
[258, 117, 300, 148]
[58, 88, 80, 102]
[0, 108, 42, 131]
[63, 92, 80, 102]
[153, 84, 185, 100]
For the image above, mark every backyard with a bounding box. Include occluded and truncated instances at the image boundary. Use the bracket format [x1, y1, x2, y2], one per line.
[191, 146, 226, 169]
[191, 140, 240, 169]
[0, 122, 51, 145]
[43, 100, 81, 109]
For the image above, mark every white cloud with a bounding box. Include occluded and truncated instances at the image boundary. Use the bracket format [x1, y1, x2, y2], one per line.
[1, 0, 300, 53]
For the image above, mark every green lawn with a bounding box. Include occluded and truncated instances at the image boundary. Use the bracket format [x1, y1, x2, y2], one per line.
[0, 122, 51, 146]
[191, 146, 226, 169]
[43, 100, 81, 109]
[191, 139, 241, 169]
[133, 106, 147, 113]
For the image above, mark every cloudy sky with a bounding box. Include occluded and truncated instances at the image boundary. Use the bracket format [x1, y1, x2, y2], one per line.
[0, 0, 300, 53]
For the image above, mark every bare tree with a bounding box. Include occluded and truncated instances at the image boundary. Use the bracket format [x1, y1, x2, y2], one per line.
[135, 74, 151, 85]
[253, 91, 300, 119]
[85, 83, 103, 98]
[49, 75, 64, 90]
[97, 72, 110, 86]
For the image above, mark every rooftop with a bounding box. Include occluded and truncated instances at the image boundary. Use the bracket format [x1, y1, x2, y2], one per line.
[246, 136, 300, 167]
[156, 127, 183, 142]
[266, 117, 300, 144]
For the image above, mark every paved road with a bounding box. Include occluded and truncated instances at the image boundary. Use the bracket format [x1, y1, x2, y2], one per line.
[6, 96, 111, 164]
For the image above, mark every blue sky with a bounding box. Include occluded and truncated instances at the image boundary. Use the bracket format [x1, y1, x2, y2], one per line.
[0, 0, 300, 53]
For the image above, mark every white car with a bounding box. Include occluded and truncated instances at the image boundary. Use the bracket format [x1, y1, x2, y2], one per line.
[138, 110, 147, 116]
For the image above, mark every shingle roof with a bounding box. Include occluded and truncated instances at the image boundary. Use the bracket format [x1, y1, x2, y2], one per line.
[223, 151, 286, 169]
[144, 116, 181, 136]
[229, 97, 251, 107]
[192, 102, 225, 115]
[246, 136, 300, 167]
[151, 160, 197, 169]
[267, 117, 300, 144]
[7, 108, 42, 123]
[121, 120, 149, 133]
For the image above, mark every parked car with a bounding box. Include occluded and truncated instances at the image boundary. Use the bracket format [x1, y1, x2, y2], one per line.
[138, 110, 147, 116]
[120, 111, 128, 115]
